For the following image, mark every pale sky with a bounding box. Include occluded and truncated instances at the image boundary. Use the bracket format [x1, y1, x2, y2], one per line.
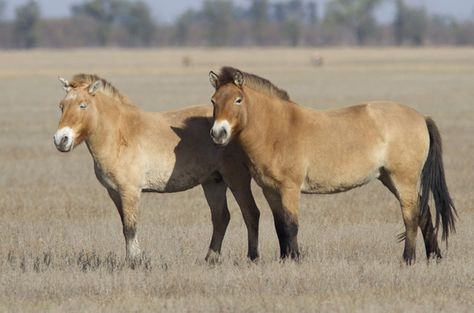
[2, 0, 473, 23]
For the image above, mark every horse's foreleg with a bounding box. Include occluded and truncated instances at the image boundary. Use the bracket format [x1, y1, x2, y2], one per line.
[108, 187, 141, 265]
[202, 180, 230, 264]
[263, 187, 300, 260]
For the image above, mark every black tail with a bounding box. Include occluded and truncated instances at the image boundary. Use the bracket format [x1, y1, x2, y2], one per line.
[420, 118, 457, 246]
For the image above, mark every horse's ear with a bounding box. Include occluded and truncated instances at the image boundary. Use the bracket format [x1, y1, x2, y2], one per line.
[233, 70, 244, 87]
[58, 76, 71, 92]
[88, 80, 103, 95]
[209, 71, 219, 89]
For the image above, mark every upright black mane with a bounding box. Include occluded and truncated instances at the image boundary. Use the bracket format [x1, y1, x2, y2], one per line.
[217, 66, 290, 101]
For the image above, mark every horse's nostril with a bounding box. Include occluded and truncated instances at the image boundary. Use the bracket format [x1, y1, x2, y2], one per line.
[210, 126, 228, 141]
[60, 136, 68, 145]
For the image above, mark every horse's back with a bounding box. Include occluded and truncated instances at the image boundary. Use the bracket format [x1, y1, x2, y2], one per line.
[323, 100, 429, 149]
[301, 101, 429, 193]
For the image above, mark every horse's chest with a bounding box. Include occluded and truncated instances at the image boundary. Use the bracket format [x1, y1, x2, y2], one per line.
[94, 162, 119, 191]
[248, 162, 282, 190]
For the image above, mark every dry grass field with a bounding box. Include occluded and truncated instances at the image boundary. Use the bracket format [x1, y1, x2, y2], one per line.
[1, 48, 473, 312]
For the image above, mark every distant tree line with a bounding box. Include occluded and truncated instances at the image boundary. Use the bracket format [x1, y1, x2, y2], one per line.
[0, 0, 473, 48]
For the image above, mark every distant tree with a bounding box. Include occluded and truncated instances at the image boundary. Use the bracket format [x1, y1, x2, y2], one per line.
[452, 20, 474, 45]
[283, 20, 302, 46]
[273, 3, 285, 23]
[14, 0, 40, 48]
[324, 0, 384, 45]
[203, 0, 234, 46]
[307, 1, 318, 25]
[0, 0, 6, 20]
[428, 15, 474, 46]
[269, 0, 304, 46]
[71, 0, 129, 45]
[120, 1, 155, 46]
[394, 0, 427, 45]
[249, 0, 268, 45]
[175, 9, 200, 45]
[305, 1, 320, 45]
[425, 15, 455, 45]
[284, 0, 304, 46]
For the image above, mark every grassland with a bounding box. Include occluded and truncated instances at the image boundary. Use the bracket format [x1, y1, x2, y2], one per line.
[0, 48, 473, 312]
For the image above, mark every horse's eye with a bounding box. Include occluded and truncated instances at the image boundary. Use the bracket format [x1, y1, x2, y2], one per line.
[211, 99, 216, 105]
[59, 104, 64, 112]
[79, 103, 88, 109]
[235, 98, 242, 105]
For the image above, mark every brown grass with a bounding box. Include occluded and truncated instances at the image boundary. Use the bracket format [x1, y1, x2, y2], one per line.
[1, 48, 473, 312]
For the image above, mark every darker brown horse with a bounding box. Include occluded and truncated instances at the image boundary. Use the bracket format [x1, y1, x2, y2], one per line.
[209, 66, 456, 264]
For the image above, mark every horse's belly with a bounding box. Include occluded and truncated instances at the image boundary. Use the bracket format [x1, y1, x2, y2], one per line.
[143, 169, 175, 192]
[143, 162, 216, 193]
[301, 168, 381, 194]
[147, 174, 201, 192]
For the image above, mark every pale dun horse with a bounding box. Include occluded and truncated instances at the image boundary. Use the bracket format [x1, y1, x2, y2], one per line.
[53, 74, 261, 265]
[209, 67, 457, 264]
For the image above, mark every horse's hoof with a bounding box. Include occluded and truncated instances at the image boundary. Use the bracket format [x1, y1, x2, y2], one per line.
[205, 250, 221, 265]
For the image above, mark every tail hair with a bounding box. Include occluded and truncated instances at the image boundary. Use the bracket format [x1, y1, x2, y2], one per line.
[420, 118, 457, 246]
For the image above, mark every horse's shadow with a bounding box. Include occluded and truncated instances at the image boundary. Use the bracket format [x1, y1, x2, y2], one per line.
[165, 116, 221, 191]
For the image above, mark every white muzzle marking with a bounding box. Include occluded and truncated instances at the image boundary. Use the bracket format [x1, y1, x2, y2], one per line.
[210, 120, 231, 145]
[53, 127, 75, 152]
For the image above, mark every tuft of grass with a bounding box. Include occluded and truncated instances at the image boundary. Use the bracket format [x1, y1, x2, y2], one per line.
[4, 250, 152, 273]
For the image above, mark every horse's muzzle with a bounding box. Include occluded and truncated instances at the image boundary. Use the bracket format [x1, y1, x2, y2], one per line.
[53, 127, 74, 152]
[210, 120, 231, 146]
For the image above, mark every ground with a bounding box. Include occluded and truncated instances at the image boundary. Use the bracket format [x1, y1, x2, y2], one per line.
[0, 48, 473, 312]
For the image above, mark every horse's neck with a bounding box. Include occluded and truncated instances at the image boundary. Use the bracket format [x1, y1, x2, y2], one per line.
[86, 98, 136, 164]
[239, 89, 292, 156]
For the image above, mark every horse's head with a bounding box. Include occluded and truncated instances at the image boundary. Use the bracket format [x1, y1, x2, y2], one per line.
[53, 76, 103, 152]
[209, 70, 247, 146]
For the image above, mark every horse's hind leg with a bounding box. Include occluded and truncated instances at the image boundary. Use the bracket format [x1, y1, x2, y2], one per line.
[418, 203, 442, 259]
[202, 178, 230, 264]
[379, 171, 419, 264]
[379, 170, 441, 261]
[400, 192, 419, 265]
